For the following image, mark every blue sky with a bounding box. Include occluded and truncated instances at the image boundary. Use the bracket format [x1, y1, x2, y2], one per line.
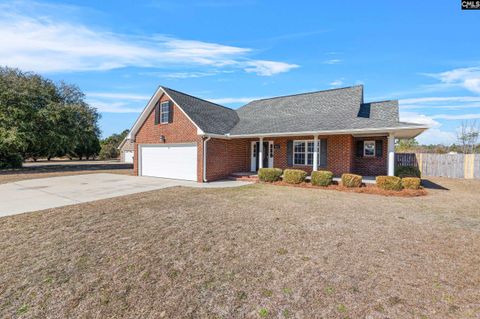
[1, 0, 480, 144]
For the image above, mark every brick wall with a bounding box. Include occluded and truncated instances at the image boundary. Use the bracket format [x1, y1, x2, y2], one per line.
[133, 93, 204, 182]
[204, 134, 356, 179]
[326, 135, 354, 176]
[353, 136, 388, 176]
[267, 135, 354, 176]
[205, 138, 252, 181]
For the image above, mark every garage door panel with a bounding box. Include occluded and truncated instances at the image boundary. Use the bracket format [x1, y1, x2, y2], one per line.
[140, 144, 197, 181]
[124, 151, 134, 163]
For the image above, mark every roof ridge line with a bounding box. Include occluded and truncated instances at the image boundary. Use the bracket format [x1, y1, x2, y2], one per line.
[161, 86, 235, 111]
[247, 85, 364, 104]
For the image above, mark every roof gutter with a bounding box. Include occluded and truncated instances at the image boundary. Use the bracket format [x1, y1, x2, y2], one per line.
[224, 125, 430, 139]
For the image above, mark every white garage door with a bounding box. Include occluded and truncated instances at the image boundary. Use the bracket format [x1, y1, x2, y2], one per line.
[124, 151, 134, 163]
[140, 144, 197, 181]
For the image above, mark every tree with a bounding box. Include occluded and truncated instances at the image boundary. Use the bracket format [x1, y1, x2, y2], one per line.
[395, 138, 419, 153]
[457, 120, 479, 154]
[99, 130, 129, 160]
[0, 67, 101, 167]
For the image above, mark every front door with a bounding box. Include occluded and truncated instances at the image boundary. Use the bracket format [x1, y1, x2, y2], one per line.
[251, 141, 274, 171]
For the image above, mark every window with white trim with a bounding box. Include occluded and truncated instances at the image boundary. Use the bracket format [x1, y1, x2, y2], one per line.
[364, 140, 375, 157]
[293, 140, 320, 165]
[160, 101, 170, 124]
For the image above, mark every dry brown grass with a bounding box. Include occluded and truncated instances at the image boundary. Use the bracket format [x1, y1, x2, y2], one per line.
[0, 169, 132, 184]
[0, 177, 479, 318]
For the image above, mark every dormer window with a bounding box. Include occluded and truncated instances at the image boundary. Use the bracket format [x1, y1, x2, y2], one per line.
[160, 101, 170, 124]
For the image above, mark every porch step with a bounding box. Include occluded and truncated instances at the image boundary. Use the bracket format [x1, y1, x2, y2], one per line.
[228, 172, 259, 182]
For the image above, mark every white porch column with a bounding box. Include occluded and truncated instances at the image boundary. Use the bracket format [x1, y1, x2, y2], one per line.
[388, 133, 395, 176]
[313, 135, 318, 171]
[258, 137, 264, 169]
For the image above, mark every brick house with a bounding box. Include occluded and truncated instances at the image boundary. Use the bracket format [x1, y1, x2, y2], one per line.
[127, 85, 428, 182]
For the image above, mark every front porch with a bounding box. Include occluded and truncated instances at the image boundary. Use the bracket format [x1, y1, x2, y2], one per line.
[205, 132, 398, 182]
[240, 133, 395, 177]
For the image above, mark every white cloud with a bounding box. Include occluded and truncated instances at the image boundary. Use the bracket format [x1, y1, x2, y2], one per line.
[330, 79, 344, 86]
[0, 2, 298, 76]
[87, 92, 150, 100]
[400, 111, 456, 145]
[432, 113, 480, 120]
[425, 67, 480, 94]
[86, 99, 143, 113]
[400, 96, 480, 110]
[416, 128, 457, 145]
[324, 59, 341, 64]
[400, 111, 439, 127]
[400, 96, 480, 104]
[244, 60, 299, 76]
[401, 103, 480, 110]
[162, 72, 217, 79]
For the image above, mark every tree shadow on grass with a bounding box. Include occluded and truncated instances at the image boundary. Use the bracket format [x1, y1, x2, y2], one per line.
[0, 162, 133, 175]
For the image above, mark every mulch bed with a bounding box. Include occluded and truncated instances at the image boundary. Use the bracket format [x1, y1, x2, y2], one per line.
[263, 180, 428, 197]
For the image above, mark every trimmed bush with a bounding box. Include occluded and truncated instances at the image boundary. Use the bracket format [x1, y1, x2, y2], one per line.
[283, 169, 307, 184]
[376, 176, 403, 191]
[395, 165, 421, 178]
[311, 170, 333, 186]
[258, 168, 283, 182]
[341, 173, 362, 188]
[402, 177, 421, 190]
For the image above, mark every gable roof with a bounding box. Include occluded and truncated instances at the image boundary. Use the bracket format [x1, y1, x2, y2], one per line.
[161, 87, 239, 135]
[130, 85, 428, 139]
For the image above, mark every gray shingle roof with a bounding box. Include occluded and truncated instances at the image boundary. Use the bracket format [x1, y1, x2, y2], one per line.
[164, 85, 424, 136]
[162, 87, 239, 135]
[228, 85, 413, 135]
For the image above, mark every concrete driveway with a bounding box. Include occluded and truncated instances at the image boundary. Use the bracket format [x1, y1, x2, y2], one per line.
[0, 173, 251, 217]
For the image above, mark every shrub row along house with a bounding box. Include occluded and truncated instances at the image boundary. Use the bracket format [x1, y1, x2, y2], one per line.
[125, 85, 428, 182]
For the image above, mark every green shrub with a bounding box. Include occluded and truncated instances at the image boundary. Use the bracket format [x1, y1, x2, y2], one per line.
[402, 177, 421, 190]
[283, 169, 307, 184]
[0, 153, 23, 169]
[311, 170, 333, 186]
[341, 173, 362, 188]
[258, 168, 283, 182]
[395, 165, 421, 178]
[376, 176, 403, 191]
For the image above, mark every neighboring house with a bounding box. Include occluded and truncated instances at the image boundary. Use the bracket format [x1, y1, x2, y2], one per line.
[127, 85, 428, 182]
[118, 138, 134, 163]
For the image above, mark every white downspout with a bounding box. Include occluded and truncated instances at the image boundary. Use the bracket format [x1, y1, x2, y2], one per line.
[203, 136, 211, 182]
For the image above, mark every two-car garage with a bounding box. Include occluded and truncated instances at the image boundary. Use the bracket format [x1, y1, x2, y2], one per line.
[138, 144, 198, 181]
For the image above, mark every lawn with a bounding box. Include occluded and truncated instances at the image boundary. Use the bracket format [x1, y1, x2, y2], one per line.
[0, 160, 132, 184]
[0, 178, 479, 318]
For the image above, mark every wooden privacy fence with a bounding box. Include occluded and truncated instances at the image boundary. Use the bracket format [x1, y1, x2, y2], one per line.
[395, 153, 479, 179]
